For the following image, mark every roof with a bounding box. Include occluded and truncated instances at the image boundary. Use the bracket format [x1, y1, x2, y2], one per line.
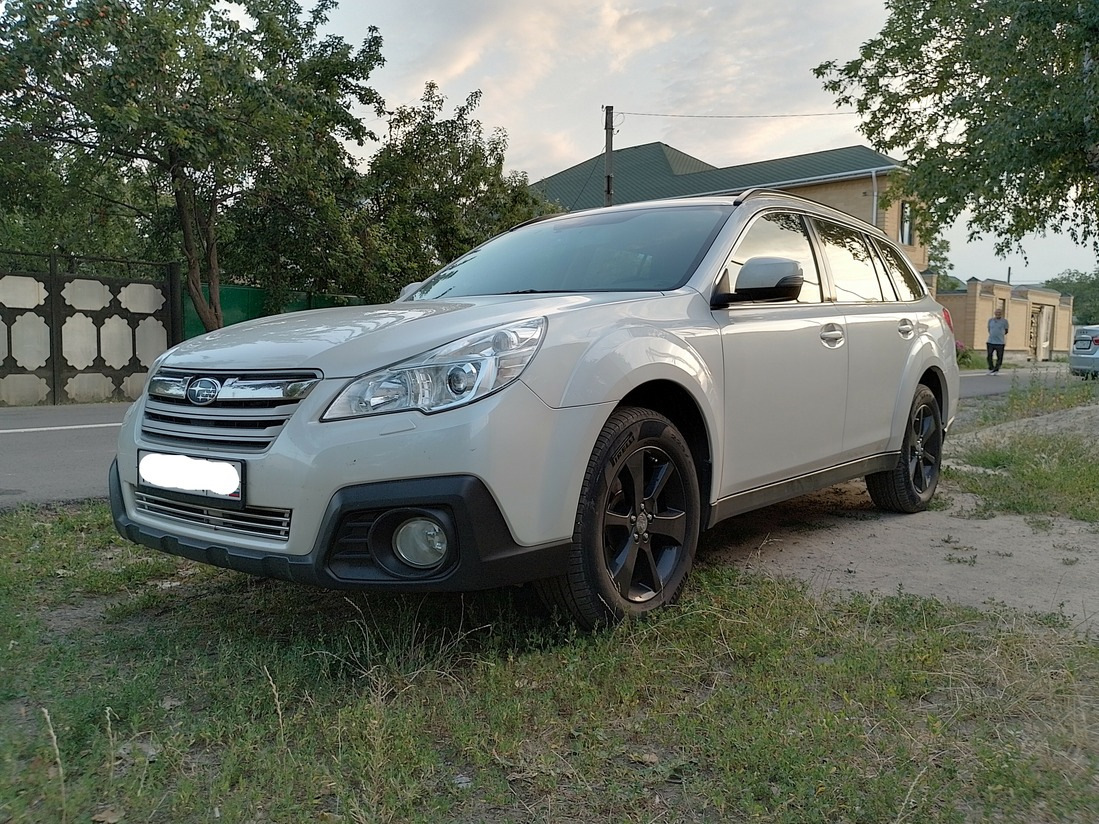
[530, 143, 905, 211]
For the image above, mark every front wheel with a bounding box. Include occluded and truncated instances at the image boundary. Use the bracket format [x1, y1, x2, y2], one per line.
[865, 384, 943, 513]
[537, 407, 701, 629]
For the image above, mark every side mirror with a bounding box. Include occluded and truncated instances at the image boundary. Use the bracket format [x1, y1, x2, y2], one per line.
[711, 256, 804, 308]
[397, 281, 424, 300]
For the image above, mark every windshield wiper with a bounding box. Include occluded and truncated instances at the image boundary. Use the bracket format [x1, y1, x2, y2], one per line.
[501, 289, 573, 295]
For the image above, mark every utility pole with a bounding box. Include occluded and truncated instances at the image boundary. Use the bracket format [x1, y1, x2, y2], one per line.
[604, 105, 614, 207]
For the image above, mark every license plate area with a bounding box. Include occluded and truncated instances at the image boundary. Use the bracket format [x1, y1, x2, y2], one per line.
[138, 451, 245, 509]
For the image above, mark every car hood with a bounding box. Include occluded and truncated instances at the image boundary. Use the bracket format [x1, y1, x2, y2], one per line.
[158, 293, 645, 378]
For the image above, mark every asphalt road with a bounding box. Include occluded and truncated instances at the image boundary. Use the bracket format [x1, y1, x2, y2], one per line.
[0, 402, 130, 509]
[959, 361, 1071, 397]
[0, 362, 1079, 509]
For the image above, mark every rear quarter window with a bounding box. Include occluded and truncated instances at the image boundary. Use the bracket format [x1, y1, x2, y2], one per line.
[874, 240, 928, 302]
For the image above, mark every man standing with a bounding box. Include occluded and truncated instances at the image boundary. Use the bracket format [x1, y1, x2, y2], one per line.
[987, 307, 1009, 374]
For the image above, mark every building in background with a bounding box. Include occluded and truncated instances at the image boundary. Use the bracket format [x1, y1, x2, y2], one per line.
[531, 143, 929, 271]
[534, 143, 1078, 359]
[936, 280, 1074, 362]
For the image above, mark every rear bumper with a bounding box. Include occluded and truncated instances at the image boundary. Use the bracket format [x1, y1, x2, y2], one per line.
[109, 460, 571, 591]
[1068, 354, 1099, 376]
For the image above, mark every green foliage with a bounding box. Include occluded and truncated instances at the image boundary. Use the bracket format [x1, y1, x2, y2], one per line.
[0, 0, 384, 328]
[974, 370, 1099, 425]
[815, 0, 1099, 254]
[955, 341, 980, 369]
[4, 504, 1099, 821]
[952, 432, 1099, 521]
[1045, 268, 1099, 324]
[362, 83, 560, 300]
[922, 235, 964, 291]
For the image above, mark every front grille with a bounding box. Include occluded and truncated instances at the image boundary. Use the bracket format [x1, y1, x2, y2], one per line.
[134, 490, 292, 542]
[141, 369, 321, 453]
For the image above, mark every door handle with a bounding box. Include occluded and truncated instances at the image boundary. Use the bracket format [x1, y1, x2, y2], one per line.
[820, 323, 845, 348]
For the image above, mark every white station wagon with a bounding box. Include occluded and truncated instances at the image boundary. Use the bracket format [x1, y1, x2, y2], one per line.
[110, 190, 959, 628]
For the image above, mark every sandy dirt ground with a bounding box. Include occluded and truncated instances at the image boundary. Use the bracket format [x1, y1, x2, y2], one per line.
[699, 402, 1099, 633]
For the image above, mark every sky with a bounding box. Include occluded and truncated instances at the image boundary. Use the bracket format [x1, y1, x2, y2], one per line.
[323, 0, 1098, 284]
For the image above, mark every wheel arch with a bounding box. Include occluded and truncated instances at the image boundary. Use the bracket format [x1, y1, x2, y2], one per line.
[916, 364, 949, 428]
[619, 380, 714, 528]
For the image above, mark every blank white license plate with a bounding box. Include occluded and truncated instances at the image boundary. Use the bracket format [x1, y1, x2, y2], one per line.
[138, 451, 243, 503]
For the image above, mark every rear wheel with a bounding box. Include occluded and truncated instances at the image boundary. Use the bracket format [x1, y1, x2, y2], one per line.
[537, 407, 700, 629]
[865, 384, 943, 513]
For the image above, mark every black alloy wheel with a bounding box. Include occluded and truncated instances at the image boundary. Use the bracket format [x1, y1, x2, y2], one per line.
[538, 406, 701, 629]
[866, 384, 943, 513]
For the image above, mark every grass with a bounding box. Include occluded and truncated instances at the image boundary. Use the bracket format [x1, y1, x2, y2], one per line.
[3, 504, 1099, 822]
[948, 433, 1099, 522]
[3, 382, 1099, 822]
[945, 371, 1099, 522]
[971, 369, 1099, 429]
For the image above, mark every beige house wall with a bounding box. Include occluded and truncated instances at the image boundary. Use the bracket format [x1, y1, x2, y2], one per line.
[786, 175, 929, 274]
[937, 280, 1075, 361]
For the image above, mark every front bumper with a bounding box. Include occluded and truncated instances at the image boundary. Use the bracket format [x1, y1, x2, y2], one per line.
[110, 460, 571, 591]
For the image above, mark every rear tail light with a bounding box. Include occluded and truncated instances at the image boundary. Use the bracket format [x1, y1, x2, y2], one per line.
[942, 307, 954, 333]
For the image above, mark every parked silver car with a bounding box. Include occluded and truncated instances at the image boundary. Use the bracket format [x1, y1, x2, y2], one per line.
[1069, 325, 1099, 379]
[110, 190, 959, 628]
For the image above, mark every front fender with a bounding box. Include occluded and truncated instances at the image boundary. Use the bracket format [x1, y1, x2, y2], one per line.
[521, 293, 721, 409]
[519, 294, 725, 506]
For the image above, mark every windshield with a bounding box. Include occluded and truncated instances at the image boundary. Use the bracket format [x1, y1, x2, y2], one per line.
[409, 204, 733, 300]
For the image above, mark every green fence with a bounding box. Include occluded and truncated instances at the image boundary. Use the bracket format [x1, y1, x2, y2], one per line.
[183, 285, 365, 340]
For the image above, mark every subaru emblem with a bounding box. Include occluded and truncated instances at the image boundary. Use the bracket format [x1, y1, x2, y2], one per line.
[185, 377, 221, 406]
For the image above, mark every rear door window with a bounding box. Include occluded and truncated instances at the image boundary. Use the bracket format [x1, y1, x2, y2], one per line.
[811, 219, 885, 303]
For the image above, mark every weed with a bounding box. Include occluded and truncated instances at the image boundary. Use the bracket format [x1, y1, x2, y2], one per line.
[1026, 515, 1055, 532]
[952, 434, 1099, 522]
[944, 552, 978, 566]
[975, 371, 1099, 427]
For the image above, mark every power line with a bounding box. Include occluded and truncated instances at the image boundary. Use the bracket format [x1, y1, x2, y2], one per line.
[616, 110, 856, 120]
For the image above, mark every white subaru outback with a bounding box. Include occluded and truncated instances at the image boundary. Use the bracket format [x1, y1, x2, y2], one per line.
[110, 190, 959, 628]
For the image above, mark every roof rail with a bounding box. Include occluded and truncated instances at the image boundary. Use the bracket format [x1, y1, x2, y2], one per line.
[678, 187, 791, 205]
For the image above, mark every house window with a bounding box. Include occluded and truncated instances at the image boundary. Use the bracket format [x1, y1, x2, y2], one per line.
[899, 202, 915, 246]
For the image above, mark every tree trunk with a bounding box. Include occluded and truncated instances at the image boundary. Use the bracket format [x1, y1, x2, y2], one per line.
[169, 154, 223, 331]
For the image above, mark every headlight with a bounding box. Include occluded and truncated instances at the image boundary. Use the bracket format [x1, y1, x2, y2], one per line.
[322, 317, 546, 420]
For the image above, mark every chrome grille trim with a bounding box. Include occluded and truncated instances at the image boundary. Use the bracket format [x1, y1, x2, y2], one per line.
[134, 491, 292, 542]
[141, 369, 321, 452]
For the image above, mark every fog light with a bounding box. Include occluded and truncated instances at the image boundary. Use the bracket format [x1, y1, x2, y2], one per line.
[392, 517, 448, 568]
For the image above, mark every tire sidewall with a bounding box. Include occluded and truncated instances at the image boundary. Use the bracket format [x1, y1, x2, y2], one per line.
[575, 409, 701, 622]
[904, 385, 942, 509]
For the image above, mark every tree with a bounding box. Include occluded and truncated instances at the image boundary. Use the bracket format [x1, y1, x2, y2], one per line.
[0, 127, 153, 260]
[361, 83, 559, 299]
[0, 0, 384, 329]
[1044, 269, 1099, 324]
[815, 0, 1099, 255]
[921, 234, 963, 292]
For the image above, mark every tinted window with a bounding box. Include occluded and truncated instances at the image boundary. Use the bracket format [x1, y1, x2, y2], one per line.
[729, 212, 822, 303]
[870, 247, 900, 301]
[813, 219, 885, 303]
[411, 205, 733, 299]
[874, 241, 927, 301]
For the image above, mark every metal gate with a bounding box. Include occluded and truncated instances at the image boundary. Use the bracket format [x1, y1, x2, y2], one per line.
[0, 252, 182, 406]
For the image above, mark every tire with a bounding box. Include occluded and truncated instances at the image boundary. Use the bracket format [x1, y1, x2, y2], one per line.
[865, 384, 943, 513]
[537, 407, 701, 629]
